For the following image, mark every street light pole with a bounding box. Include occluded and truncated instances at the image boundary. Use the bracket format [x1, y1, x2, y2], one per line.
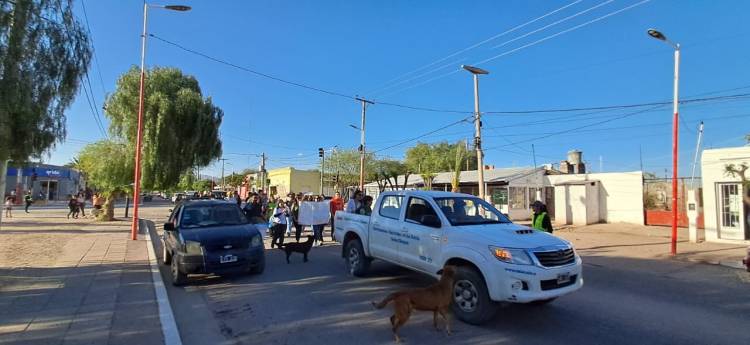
[648, 28, 680, 255]
[130, 3, 191, 240]
[356, 98, 373, 192]
[462, 65, 489, 201]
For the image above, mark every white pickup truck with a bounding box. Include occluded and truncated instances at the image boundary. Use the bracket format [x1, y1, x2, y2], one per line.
[334, 190, 583, 324]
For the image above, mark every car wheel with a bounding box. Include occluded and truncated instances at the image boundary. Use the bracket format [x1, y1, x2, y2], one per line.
[162, 241, 172, 265]
[345, 239, 370, 277]
[249, 257, 265, 275]
[171, 256, 188, 286]
[451, 266, 497, 325]
[528, 298, 557, 306]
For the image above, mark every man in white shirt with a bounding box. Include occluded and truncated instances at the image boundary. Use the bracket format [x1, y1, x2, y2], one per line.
[345, 190, 363, 213]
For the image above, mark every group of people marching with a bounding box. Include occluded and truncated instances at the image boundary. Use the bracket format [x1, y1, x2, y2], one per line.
[238, 190, 372, 249]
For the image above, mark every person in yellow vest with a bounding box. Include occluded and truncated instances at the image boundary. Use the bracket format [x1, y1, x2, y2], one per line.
[530, 201, 553, 233]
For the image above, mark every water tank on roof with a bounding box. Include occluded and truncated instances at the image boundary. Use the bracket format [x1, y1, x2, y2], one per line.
[567, 150, 582, 165]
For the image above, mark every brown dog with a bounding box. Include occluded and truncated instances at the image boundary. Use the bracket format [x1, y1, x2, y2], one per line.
[372, 265, 456, 343]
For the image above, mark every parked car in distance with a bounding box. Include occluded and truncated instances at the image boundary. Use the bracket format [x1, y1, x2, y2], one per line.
[211, 190, 227, 200]
[334, 190, 583, 325]
[162, 200, 265, 285]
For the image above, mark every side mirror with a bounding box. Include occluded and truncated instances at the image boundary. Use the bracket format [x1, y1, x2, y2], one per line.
[420, 215, 441, 228]
[164, 223, 175, 231]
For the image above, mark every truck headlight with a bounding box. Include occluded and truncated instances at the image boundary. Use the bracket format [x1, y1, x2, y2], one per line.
[185, 240, 203, 255]
[489, 246, 533, 265]
[251, 234, 262, 247]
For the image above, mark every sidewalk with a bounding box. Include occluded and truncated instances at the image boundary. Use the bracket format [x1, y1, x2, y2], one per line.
[554, 223, 748, 270]
[0, 209, 164, 345]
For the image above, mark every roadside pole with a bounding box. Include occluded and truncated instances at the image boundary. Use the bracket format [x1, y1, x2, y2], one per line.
[356, 98, 373, 191]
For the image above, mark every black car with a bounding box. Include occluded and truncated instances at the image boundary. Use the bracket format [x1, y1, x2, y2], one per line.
[162, 200, 265, 285]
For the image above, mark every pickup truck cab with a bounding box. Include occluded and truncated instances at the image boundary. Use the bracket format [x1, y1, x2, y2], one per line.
[334, 190, 583, 324]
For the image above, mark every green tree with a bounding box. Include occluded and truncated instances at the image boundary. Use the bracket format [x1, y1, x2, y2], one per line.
[325, 149, 373, 190]
[369, 158, 410, 192]
[0, 0, 92, 224]
[78, 140, 133, 220]
[104, 67, 223, 191]
[405, 141, 476, 190]
[224, 169, 255, 189]
[450, 140, 467, 192]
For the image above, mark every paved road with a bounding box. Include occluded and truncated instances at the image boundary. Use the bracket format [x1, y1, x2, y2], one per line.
[146, 214, 750, 345]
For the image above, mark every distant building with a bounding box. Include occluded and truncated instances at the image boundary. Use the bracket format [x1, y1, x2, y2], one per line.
[265, 167, 321, 197]
[4, 164, 83, 202]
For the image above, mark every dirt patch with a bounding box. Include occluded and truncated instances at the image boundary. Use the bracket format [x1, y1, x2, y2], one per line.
[0, 233, 71, 267]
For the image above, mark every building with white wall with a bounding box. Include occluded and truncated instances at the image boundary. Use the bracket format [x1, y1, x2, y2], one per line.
[701, 146, 750, 243]
[545, 171, 645, 225]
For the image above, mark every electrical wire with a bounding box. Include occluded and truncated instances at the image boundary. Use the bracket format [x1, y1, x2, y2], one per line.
[371, 116, 473, 153]
[377, 0, 653, 99]
[149, 34, 357, 101]
[80, 0, 108, 95]
[366, 0, 584, 97]
[79, 76, 108, 138]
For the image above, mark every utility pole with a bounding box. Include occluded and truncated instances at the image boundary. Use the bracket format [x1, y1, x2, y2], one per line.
[599, 156, 603, 173]
[462, 65, 489, 201]
[689, 121, 704, 189]
[356, 97, 373, 191]
[219, 158, 228, 190]
[318, 148, 325, 195]
[639, 145, 644, 172]
[531, 144, 537, 168]
[259, 153, 266, 192]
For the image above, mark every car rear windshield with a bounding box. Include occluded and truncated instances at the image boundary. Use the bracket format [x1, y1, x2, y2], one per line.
[180, 204, 248, 229]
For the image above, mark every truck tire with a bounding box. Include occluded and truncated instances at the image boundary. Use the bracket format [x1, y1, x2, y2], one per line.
[451, 266, 497, 325]
[345, 239, 370, 277]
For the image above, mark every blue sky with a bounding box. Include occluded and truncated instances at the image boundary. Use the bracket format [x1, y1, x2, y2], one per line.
[50, 0, 750, 178]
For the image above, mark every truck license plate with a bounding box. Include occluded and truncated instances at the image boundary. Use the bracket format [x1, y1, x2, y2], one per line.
[557, 273, 571, 284]
[220, 255, 237, 264]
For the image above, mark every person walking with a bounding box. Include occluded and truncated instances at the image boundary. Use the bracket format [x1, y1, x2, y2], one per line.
[76, 193, 86, 218]
[285, 194, 293, 237]
[67, 195, 78, 219]
[345, 190, 363, 213]
[290, 193, 305, 242]
[270, 202, 288, 249]
[329, 192, 344, 241]
[235, 191, 242, 207]
[243, 194, 264, 223]
[4, 195, 13, 218]
[530, 201, 553, 233]
[24, 191, 33, 213]
[312, 195, 326, 246]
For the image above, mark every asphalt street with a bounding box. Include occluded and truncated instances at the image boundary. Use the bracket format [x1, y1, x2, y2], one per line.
[147, 215, 750, 345]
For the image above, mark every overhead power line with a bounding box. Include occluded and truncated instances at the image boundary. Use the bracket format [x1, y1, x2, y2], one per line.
[371, 116, 473, 154]
[149, 34, 357, 101]
[151, 32, 750, 119]
[366, 0, 584, 97]
[80, 0, 108, 95]
[377, 0, 653, 99]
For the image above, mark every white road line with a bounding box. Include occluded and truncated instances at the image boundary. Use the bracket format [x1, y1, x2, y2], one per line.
[143, 220, 183, 345]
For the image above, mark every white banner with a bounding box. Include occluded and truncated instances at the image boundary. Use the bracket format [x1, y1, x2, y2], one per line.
[298, 201, 330, 225]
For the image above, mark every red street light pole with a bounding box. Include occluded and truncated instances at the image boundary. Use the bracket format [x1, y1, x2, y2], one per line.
[131, 3, 191, 240]
[648, 28, 680, 255]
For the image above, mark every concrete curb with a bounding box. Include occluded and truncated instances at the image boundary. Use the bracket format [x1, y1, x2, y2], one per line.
[141, 219, 183, 345]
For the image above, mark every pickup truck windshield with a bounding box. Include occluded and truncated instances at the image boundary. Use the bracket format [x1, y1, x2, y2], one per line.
[180, 204, 248, 229]
[434, 197, 512, 226]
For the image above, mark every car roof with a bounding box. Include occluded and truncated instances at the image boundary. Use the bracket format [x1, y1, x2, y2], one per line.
[381, 190, 474, 198]
[181, 200, 235, 207]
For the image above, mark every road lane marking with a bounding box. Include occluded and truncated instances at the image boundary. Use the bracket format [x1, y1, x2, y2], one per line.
[142, 220, 183, 345]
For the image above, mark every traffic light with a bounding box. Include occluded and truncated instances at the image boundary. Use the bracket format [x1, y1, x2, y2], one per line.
[318, 148, 324, 157]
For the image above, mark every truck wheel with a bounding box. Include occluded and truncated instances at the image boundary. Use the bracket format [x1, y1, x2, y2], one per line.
[162, 241, 172, 265]
[171, 256, 188, 286]
[451, 266, 497, 325]
[345, 239, 370, 277]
